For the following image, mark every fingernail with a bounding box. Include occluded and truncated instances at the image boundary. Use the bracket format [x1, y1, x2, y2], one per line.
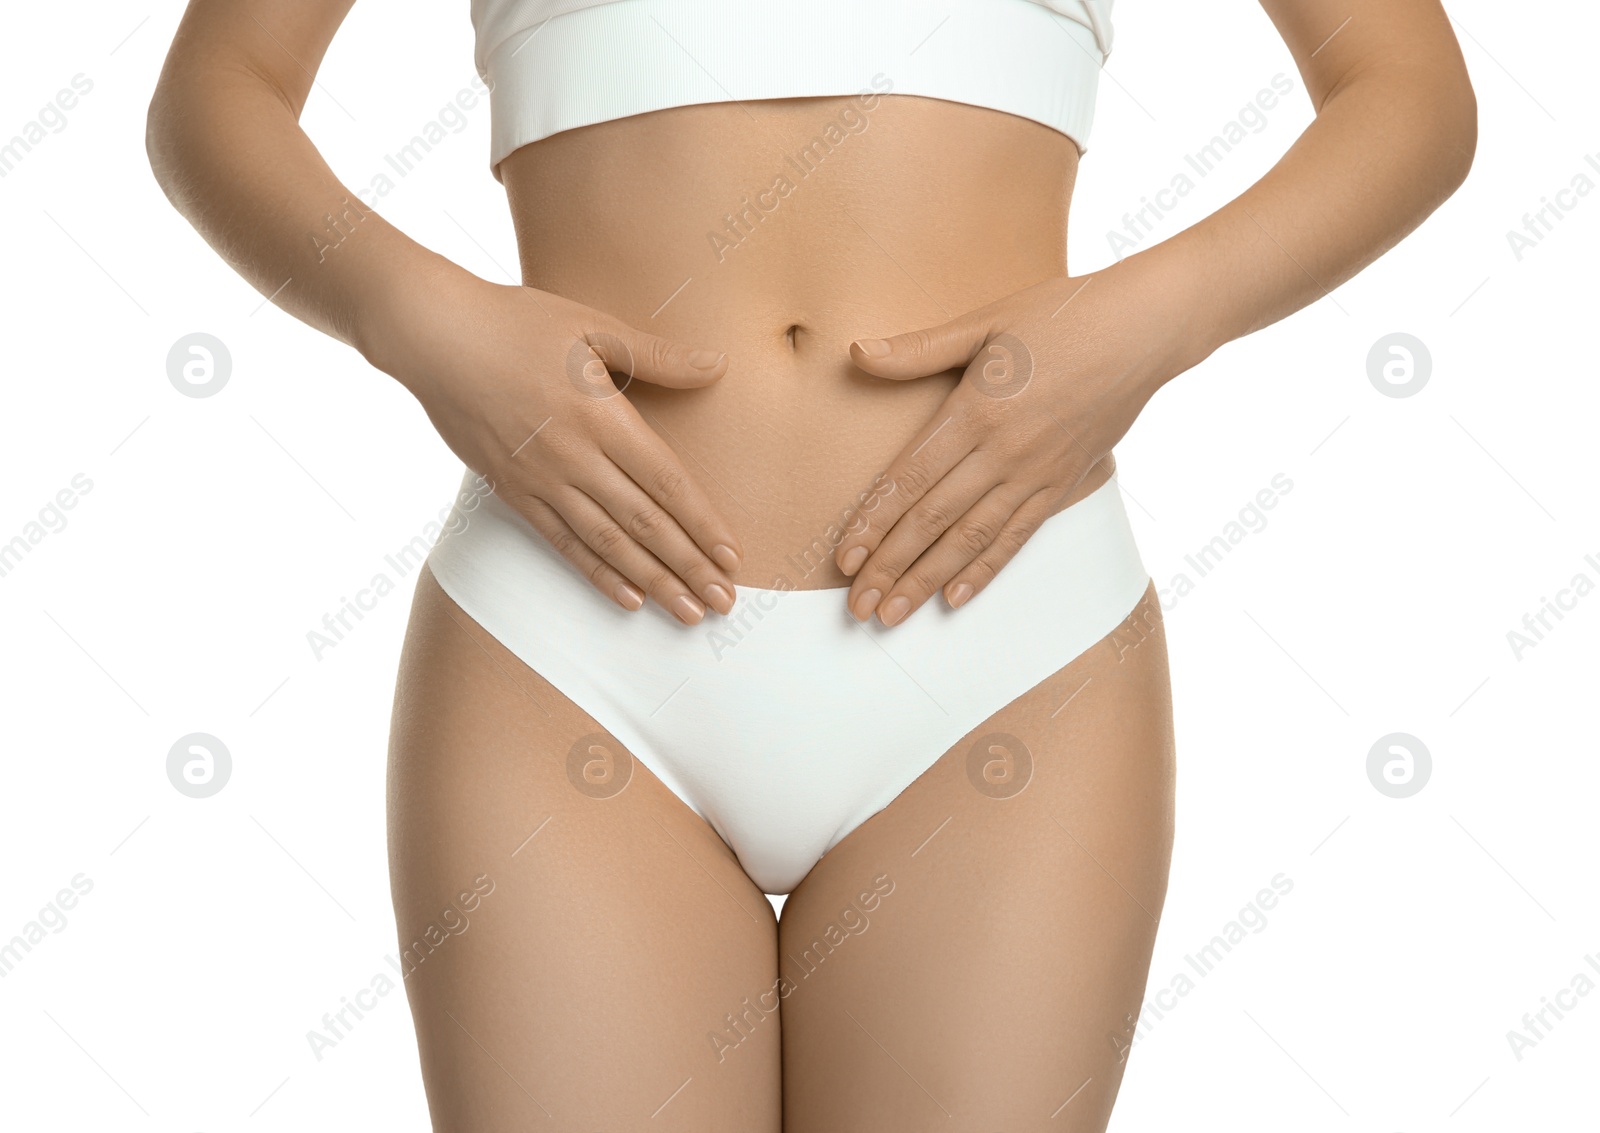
[840, 546, 867, 575]
[853, 338, 891, 358]
[704, 583, 733, 614]
[711, 543, 741, 572]
[689, 349, 725, 369]
[947, 582, 973, 608]
[614, 582, 644, 610]
[852, 588, 882, 621]
[879, 595, 911, 627]
[672, 594, 705, 624]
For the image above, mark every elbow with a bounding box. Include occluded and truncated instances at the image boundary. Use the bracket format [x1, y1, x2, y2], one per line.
[144, 82, 180, 199]
[1331, 59, 1479, 204]
[1415, 51, 1479, 201]
[1436, 74, 1478, 197]
[1450, 99, 1478, 192]
[144, 99, 166, 194]
[1374, 62, 1480, 211]
[145, 58, 213, 202]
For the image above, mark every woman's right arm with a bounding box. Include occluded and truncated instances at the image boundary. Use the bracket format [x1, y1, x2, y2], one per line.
[146, 0, 742, 623]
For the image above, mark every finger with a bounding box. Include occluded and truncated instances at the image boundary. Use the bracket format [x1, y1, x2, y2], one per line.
[940, 489, 1061, 612]
[844, 456, 1003, 621]
[848, 307, 993, 380]
[550, 485, 719, 626]
[583, 319, 729, 392]
[867, 483, 1032, 627]
[515, 493, 647, 612]
[834, 395, 979, 577]
[602, 412, 744, 575]
[571, 461, 738, 618]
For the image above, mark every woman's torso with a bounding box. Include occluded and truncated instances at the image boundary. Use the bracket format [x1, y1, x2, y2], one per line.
[499, 92, 1110, 589]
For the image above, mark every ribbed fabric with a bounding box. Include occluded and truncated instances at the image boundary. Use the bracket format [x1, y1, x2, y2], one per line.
[471, 0, 1114, 180]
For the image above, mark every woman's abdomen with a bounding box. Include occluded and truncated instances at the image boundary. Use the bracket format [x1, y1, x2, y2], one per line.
[500, 93, 1087, 589]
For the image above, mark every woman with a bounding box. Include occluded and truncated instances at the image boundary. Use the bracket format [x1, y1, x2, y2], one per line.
[147, 0, 1475, 1127]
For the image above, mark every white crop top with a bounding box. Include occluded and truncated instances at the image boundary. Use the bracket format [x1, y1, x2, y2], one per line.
[470, 0, 1114, 181]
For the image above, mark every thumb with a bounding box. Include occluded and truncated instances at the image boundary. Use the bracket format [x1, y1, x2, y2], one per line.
[586, 323, 728, 391]
[849, 312, 994, 380]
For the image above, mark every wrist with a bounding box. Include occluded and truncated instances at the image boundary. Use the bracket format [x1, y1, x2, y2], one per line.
[353, 247, 484, 394]
[1105, 237, 1228, 392]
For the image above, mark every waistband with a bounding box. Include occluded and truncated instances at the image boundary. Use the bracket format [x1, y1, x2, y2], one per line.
[427, 466, 1147, 635]
[475, 0, 1111, 181]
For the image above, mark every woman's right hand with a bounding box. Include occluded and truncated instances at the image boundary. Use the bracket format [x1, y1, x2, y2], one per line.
[365, 269, 742, 625]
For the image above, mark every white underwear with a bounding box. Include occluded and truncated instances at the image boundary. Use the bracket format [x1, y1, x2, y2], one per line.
[425, 469, 1150, 894]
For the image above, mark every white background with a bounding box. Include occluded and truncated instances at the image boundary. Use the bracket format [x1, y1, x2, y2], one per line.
[1, 0, 1594, 1129]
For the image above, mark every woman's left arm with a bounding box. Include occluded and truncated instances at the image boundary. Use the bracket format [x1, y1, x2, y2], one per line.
[834, 0, 1476, 626]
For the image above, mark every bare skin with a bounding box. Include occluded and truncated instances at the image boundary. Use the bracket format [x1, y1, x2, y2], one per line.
[390, 563, 1172, 1130]
[146, 0, 1475, 1128]
[146, 0, 1474, 627]
[492, 92, 1109, 595]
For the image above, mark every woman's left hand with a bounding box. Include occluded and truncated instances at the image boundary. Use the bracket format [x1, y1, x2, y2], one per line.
[835, 259, 1204, 626]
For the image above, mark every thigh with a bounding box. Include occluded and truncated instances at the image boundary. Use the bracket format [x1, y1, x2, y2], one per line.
[778, 582, 1175, 1132]
[386, 564, 782, 1132]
